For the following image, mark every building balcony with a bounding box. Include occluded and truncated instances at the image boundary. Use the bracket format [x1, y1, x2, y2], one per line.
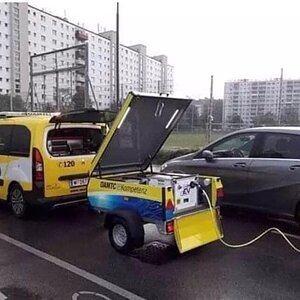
[75, 30, 88, 41]
[75, 50, 85, 60]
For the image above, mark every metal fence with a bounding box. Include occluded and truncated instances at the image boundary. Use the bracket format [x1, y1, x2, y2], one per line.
[28, 44, 91, 112]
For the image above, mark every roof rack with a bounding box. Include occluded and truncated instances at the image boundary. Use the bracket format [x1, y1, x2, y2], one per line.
[0, 111, 60, 118]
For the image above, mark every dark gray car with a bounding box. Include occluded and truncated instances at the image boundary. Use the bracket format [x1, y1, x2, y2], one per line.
[161, 127, 300, 224]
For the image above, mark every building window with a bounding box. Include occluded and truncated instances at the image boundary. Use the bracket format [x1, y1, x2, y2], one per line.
[41, 35, 46, 41]
[52, 39, 57, 45]
[41, 25, 46, 31]
[52, 29, 57, 35]
[52, 20, 57, 26]
[41, 15, 46, 21]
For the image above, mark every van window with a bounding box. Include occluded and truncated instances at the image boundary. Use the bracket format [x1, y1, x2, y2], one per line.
[47, 127, 103, 157]
[10, 125, 31, 157]
[0, 125, 12, 155]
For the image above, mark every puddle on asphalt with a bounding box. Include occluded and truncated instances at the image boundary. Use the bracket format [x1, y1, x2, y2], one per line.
[129, 241, 179, 265]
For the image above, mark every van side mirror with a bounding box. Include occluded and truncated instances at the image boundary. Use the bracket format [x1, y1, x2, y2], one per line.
[202, 150, 214, 162]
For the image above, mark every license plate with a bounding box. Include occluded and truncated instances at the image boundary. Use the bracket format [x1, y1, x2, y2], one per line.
[70, 178, 88, 187]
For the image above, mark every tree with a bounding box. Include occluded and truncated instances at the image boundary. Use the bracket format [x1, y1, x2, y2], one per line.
[0, 94, 25, 111]
[228, 114, 243, 123]
[280, 107, 299, 125]
[71, 87, 85, 110]
[212, 99, 223, 124]
[227, 114, 244, 129]
[252, 112, 277, 126]
[198, 99, 223, 129]
[178, 103, 201, 130]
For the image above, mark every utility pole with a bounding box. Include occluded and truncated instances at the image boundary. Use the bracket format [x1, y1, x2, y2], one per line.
[55, 52, 59, 111]
[30, 56, 34, 111]
[116, 2, 120, 109]
[84, 43, 89, 108]
[278, 68, 283, 125]
[207, 75, 214, 143]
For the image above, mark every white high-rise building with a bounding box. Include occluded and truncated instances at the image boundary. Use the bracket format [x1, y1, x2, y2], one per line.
[224, 78, 300, 125]
[0, 2, 174, 109]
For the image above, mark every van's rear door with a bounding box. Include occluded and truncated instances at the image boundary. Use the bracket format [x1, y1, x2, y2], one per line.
[43, 124, 105, 199]
[0, 125, 13, 200]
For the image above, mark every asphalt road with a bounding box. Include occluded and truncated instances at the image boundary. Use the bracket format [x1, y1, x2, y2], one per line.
[0, 202, 299, 300]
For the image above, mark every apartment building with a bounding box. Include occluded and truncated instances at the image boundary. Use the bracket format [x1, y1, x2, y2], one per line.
[0, 2, 174, 109]
[224, 78, 300, 125]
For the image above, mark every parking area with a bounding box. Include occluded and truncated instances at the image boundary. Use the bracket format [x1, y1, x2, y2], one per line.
[0, 203, 299, 300]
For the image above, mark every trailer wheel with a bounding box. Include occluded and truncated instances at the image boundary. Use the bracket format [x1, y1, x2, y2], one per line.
[295, 202, 300, 224]
[108, 216, 143, 254]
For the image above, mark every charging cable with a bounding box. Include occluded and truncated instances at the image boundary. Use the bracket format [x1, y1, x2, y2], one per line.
[201, 186, 300, 253]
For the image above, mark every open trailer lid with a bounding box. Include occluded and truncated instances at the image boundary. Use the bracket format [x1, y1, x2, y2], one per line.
[91, 92, 192, 175]
[49, 109, 117, 124]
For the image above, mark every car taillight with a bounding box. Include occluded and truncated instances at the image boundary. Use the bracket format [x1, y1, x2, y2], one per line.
[217, 188, 224, 203]
[166, 220, 174, 234]
[33, 148, 44, 182]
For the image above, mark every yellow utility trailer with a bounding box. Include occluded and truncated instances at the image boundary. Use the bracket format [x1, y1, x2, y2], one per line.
[88, 92, 223, 254]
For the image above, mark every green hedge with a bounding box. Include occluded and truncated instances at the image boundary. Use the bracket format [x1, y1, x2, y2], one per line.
[153, 148, 195, 165]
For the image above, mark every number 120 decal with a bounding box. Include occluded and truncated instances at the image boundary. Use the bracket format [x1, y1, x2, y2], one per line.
[59, 160, 75, 168]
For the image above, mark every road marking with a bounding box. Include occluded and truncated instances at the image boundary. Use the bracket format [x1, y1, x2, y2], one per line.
[0, 232, 145, 300]
[272, 231, 300, 240]
[0, 292, 7, 300]
[72, 291, 112, 299]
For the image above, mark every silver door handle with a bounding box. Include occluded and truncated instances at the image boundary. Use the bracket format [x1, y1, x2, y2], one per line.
[289, 165, 300, 170]
[233, 162, 246, 168]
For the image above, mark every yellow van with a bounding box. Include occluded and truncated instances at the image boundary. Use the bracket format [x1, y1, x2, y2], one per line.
[0, 109, 114, 218]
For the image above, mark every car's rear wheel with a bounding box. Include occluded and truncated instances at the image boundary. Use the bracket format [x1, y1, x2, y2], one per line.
[295, 203, 300, 224]
[9, 184, 28, 219]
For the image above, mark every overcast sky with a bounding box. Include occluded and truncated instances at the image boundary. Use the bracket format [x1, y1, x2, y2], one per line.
[29, 0, 300, 99]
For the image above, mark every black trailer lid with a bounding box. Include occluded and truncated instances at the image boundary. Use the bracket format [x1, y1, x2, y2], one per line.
[91, 92, 192, 175]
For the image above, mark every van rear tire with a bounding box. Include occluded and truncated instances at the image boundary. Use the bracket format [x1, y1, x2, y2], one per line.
[9, 184, 28, 219]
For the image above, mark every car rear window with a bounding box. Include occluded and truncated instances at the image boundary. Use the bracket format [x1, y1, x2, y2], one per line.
[47, 127, 103, 157]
